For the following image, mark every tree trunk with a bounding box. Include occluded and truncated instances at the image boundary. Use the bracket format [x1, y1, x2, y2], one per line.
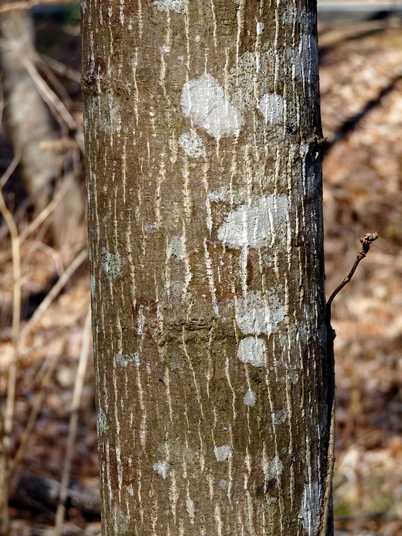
[82, 1, 333, 535]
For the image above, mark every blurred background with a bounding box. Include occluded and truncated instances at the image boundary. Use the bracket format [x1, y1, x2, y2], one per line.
[0, 1, 402, 534]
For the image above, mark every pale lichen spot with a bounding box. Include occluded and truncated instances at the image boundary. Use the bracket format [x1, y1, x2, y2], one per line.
[91, 95, 122, 134]
[97, 409, 109, 432]
[256, 21, 264, 35]
[178, 132, 205, 158]
[257, 93, 285, 125]
[237, 337, 266, 368]
[282, 4, 296, 25]
[208, 185, 248, 205]
[116, 352, 140, 367]
[272, 409, 288, 425]
[214, 444, 233, 461]
[219, 479, 227, 489]
[264, 456, 284, 481]
[217, 195, 289, 249]
[167, 236, 185, 260]
[243, 389, 257, 407]
[112, 505, 129, 534]
[289, 369, 299, 384]
[299, 482, 322, 535]
[299, 142, 310, 158]
[153, 0, 183, 13]
[125, 484, 135, 496]
[236, 290, 286, 336]
[101, 248, 125, 279]
[181, 73, 244, 140]
[89, 274, 96, 298]
[236, 291, 267, 335]
[153, 460, 170, 479]
[144, 222, 156, 234]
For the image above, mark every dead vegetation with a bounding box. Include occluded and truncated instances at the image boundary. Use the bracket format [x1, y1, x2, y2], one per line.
[0, 8, 401, 536]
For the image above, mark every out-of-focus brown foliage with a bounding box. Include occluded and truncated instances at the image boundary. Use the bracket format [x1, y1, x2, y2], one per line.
[320, 18, 402, 535]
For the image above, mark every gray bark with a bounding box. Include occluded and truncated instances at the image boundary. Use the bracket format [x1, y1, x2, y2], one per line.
[82, 1, 332, 534]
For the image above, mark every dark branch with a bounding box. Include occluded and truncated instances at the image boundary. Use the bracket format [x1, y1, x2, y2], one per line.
[326, 232, 379, 320]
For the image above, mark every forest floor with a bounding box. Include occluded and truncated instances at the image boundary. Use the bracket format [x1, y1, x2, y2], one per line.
[0, 12, 402, 536]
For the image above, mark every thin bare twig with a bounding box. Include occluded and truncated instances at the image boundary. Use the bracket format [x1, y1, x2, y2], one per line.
[23, 55, 85, 153]
[55, 307, 92, 536]
[36, 54, 75, 111]
[9, 304, 89, 496]
[21, 56, 77, 132]
[9, 337, 67, 502]
[321, 231, 379, 535]
[18, 171, 78, 245]
[18, 248, 88, 342]
[326, 232, 380, 318]
[0, 147, 21, 190]
[38, 53, 81, 84]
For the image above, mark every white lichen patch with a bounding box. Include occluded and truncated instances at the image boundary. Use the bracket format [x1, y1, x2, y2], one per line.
[112, 505, 129, 534]
[208, 185, 248, 205]
[299, 482, 322, 535]
[125, 484, 135, 496]
[237, 337, 266, 368]
[97, 409, 109, 432]
[243, 389, 257, 407]
[289, 369, 299, 385]
[101, 248, 125, 279]
[181, 73, 243, 140]
[257, 93, 285, 125]
[272, 409, 288, 425]
[299, 142, 310, 158]
[153, 460, 170, 479]
[214, 444, 233, 461]
[256, 21, 264, 35]
[264, 456, 284, 481]
[167, 236, 185, 260]
[90, 274, 95, 298]
[116, 352, 140, 367]
[217, 194, 289, 249]
[178, 132, 205, 158]
[90, 95, 122, 134]
[236, 291, 267, 335]
[236, 290, 286, 336]
[153, 0, 183, 13]
[282, 4, 296, 25]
